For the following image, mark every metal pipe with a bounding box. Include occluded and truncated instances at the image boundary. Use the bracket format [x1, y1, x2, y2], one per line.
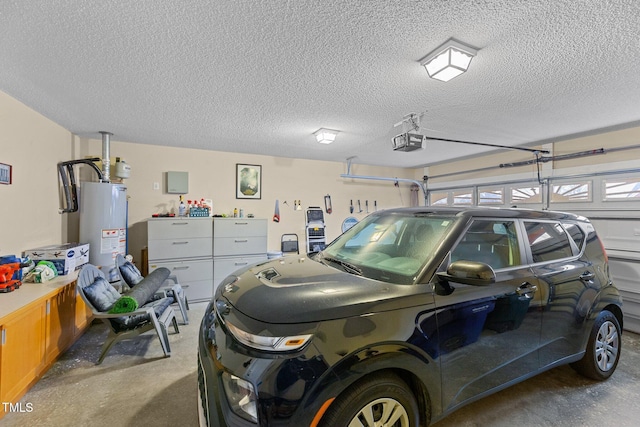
[340, 173, 428, 205]
[340, 157, 428, 205]
[100, 131, 113, 183]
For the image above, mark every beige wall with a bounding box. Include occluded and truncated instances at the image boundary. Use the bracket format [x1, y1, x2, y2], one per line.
[0, 90, 416, 263]
[7, 85, 638, 263]
[79, 138, 417, 262]
[0, 91, 73, 255]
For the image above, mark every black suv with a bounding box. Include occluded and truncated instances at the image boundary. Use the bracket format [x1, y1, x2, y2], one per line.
[198, 207, 623, 426]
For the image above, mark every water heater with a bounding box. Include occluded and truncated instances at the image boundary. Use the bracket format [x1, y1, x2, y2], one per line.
[79, 181, 127, 271]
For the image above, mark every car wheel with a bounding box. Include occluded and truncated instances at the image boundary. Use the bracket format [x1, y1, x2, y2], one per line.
[321, 372, 420, 427]
[571, 310, 621, 381]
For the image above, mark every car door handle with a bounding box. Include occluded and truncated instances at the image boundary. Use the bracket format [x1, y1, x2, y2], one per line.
[516, 282, 538, 299]
[579, 271, 595, 282]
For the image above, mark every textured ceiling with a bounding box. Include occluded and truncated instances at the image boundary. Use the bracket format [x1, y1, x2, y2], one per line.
[1, 0, 639, 168]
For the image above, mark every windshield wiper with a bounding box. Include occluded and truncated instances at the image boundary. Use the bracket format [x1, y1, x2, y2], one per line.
[322, 256, 363, 276]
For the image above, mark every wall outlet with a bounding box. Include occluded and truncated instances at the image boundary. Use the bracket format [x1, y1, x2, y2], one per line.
[153, 182, 160, 190]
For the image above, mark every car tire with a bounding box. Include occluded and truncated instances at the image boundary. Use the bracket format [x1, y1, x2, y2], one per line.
[320, 372, 420, 427]
[570, 309, 621, 381]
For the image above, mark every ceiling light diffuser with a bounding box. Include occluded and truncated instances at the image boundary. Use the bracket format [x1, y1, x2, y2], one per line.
[420, 38, 478, 82]
[314, 128, 338, 144]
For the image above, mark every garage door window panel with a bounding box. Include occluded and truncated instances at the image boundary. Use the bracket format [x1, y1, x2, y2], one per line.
[478, 186, 505, 205]
[452, 189, 474, 206]
[551, 182, 592, 203]
[511, 186, 542, 204]
[430, 191, 450, 206]
[603, 178, 640, 200]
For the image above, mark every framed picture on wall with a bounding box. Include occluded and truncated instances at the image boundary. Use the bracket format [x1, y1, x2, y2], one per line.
[236, 164, 262, 199]
[0, 163, 12, 185]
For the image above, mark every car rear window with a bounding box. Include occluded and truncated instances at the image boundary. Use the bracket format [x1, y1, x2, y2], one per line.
[525, 221, 574, 263]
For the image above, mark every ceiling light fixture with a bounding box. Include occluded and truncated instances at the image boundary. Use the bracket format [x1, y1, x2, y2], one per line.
[420, 38, 478, 82]
[314, 128, 338, 144]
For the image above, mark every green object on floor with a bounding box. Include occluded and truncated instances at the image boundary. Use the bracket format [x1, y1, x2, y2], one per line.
[109, 295, 139, 313]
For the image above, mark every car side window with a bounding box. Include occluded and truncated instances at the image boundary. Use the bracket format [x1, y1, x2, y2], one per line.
[562, 222, 586, 253]
[451, 220, 521, 269]
[525, 221, 574, 263]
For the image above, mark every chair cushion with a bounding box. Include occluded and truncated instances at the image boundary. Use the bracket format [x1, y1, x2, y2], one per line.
[83, 276, 121, 312]
[119, 261, 144, 286]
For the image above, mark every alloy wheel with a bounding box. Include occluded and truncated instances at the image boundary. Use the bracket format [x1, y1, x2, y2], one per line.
[595, 320, 619, 372]
[348, 397, 410, 427]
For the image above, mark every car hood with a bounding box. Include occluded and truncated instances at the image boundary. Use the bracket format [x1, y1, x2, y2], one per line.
[218, 256, 432, 324]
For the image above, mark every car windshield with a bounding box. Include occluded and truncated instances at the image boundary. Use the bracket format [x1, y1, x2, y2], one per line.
[320, 212, 456, 284]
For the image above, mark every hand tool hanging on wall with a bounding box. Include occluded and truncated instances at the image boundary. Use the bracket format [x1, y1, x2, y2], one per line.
[324, 194, 332, 214]
[350, 199, 354, 214]
[366, 200, 369, 213]
[273, 199, 280, 222]
[358, 200, 362, 213]
[374, 200, 377, 211]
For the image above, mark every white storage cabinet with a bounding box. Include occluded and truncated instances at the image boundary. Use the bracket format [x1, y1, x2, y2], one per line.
[213, 218, 268, 295]
[147, 217, 214, 303]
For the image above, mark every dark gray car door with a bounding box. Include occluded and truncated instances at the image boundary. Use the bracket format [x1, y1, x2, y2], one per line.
[524, 220, 595, 368]
[428, 219, 544, 412]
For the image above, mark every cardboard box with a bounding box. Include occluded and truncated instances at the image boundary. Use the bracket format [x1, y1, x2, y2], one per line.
[23, 243, 90, 275]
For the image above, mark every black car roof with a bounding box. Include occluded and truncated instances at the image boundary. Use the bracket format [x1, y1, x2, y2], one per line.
[378, 206, 587, 222]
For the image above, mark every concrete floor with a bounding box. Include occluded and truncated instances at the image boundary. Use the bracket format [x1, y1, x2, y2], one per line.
[3, 302, 640, 427]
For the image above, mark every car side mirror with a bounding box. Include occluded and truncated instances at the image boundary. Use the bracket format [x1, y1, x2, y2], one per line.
[437, 260, 496, 286]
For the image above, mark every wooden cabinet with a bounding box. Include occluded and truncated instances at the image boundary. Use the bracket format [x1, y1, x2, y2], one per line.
[44, 284, 75, 365]
[74, 283, 93, 334]
[213, 218, 268, 295]
[0, 275, 91, 418]
[148, 217, 214, 303]
[0, 301, 46, 405]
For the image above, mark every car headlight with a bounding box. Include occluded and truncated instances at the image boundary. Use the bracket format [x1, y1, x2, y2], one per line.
[222, 372, 257, 423]
[226, 321, 312, 352]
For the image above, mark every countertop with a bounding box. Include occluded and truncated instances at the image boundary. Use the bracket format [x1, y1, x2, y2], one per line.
[0, 272, 78, 319]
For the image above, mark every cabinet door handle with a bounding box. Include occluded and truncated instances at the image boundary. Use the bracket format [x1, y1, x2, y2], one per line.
[235, 262, 249, 266]
[173, 266, 190, 270]
[172, 241, 189, 245]
[171, 222, 189, 225]
[235, 239, 248, 243]
[235, 222, 248, 225]
[1, 329, 5, 345]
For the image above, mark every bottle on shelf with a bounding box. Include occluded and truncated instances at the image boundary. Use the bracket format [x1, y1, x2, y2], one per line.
[179, 195, 187, 217]
[233, 207, 238, 218]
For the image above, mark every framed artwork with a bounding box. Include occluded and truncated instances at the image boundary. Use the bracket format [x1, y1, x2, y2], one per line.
[0, 163, 12, 185]
[236, 164, 262, 199]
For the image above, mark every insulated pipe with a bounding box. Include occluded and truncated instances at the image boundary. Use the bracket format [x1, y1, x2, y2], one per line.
[57, 158, 103, 213]
[100, 131, 113, 183]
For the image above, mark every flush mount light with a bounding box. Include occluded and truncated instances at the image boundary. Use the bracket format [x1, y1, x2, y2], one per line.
[314, 128, 338, 144]
[420, 38, 478, 82]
